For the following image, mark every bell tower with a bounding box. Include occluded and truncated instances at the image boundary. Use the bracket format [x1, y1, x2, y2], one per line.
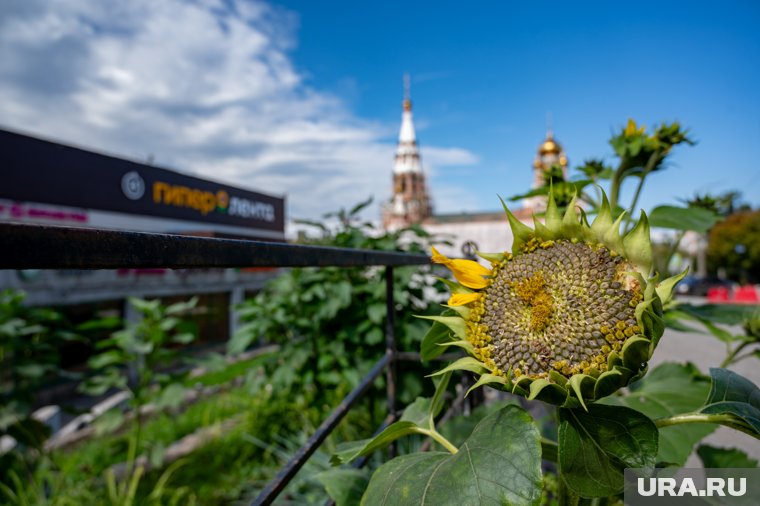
[382, 75, 433, 230]
[526, 122, 568, 211]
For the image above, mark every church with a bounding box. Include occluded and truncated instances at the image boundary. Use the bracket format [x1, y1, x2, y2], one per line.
[382, 83, 568, 260]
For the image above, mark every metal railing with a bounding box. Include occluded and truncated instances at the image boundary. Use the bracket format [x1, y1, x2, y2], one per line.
[0, 223, 430, 505]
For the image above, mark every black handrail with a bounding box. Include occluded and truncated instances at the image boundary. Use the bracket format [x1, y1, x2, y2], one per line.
[0, 223, 429, 269]
[253, 353, 391, 504]
[252, 264, 407, 506]
[0, 223, 430, 505]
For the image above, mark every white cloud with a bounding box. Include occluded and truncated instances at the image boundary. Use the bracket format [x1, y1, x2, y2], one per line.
[422, 147, 480, 175]
[430, 184, 481, 215]
[0, 0, 477, 226]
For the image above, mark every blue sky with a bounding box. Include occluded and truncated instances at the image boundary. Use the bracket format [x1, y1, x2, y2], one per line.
[1, 0, 759, 222]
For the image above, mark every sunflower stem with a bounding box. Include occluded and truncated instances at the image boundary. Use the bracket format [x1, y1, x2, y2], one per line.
[720, 341, 752, 368]
[558, 475, 580, 506]
[417, 427, 458, 454]
[728, 349, 758, 366]
[624, 152, 660, 233]
[541, 437, 558, 463]
[655, 413, 758, 439]
[609, 165, 624, 211]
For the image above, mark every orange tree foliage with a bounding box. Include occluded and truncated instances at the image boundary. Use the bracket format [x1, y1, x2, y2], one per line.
[707, 210, 760, 283]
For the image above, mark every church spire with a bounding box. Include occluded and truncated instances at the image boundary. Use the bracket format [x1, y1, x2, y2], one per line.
[382, 74, 432, 229]
[395, 73, 421, 173]
[403, 73, 412, 111]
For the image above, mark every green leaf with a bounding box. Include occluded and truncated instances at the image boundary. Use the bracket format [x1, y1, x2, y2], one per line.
[364, 327, 383, 345]
[663, 311, 701, 332]
[349, 196, 374, 216]
[227, 323, 258, 355]
[330, 421, 422, 466]
[502, 196, 535, 252]
[648, 205, 719, 233]
[655, 268, 688, 304]
[436, 278, 473, 295]
[509, 186, 551, 201]
[439, 401, 516, 448]
[94, 409, 125, 436]
[697, 445, 758, 468]
[113, 329, 153, 354]
[159, 316, 180, 331]
[171, 332, 195, 344]
[558, 404, 658, 498]
[666, 307, 745, 343]
[15, 364, 46, 378]
[316, 469, 369, 506]
[88, 350, 125, 370]
[155, 383, 187, 409]
[128, 297, 161, 314]
[428, 357, 487, 377]
[417, 315, 466, 340]
[420, 315, 455, 361]
[622, 210, 653, 274]
[76, 316, 122, 332]
[699, 320, 741, 343]
[602, 362, 715, 465]
[700, 368, 760, 437]
[79, 368, 128, 396]
[165, 297, 198, 316]
[399, 397, 432, 428]
[676, 303, 758, 326]
[361, 405, 542, 506]
[475, 251, 505, 263]
[367, 303, 386, 324]
[0, 402, 25, 431]
[149, 441, 166, 468]
[429, 371, 451, 428]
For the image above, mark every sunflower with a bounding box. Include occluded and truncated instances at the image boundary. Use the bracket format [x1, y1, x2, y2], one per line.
[425, 192, 685, 409]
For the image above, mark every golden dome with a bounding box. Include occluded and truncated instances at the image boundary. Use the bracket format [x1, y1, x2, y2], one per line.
[539, 135, 562, 155]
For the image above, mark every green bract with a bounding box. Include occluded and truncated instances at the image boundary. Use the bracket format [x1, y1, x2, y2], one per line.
[427, 191, 686, 409]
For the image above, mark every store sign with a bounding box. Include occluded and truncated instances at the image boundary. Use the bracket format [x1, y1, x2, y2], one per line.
[1, 128, 284, 232]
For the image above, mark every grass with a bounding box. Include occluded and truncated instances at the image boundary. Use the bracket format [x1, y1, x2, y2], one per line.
[47, 355, 388, 505]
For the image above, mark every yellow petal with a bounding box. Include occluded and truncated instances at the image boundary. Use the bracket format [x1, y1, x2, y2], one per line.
[431, 246, 491, 289]
[448, 292, 482, 306]
[448, 259, 491, 289]
[624, 118, 637, 136]
[431, 246, 450, 265]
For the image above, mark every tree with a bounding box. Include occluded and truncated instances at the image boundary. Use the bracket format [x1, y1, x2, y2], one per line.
[707, 210, 760, 283]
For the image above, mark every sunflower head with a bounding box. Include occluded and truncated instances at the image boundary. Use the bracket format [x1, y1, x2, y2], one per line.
[425, 191, 686, 409]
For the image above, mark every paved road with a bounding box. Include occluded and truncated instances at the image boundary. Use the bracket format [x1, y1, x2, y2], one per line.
[651, 317, 760, 464]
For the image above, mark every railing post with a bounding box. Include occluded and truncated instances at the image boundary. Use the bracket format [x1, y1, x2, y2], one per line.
[384, 266, 397, 458]
[252, 355, 391, 506]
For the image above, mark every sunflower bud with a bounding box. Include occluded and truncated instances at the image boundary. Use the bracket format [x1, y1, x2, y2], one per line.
[426, 191, 684, 409]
